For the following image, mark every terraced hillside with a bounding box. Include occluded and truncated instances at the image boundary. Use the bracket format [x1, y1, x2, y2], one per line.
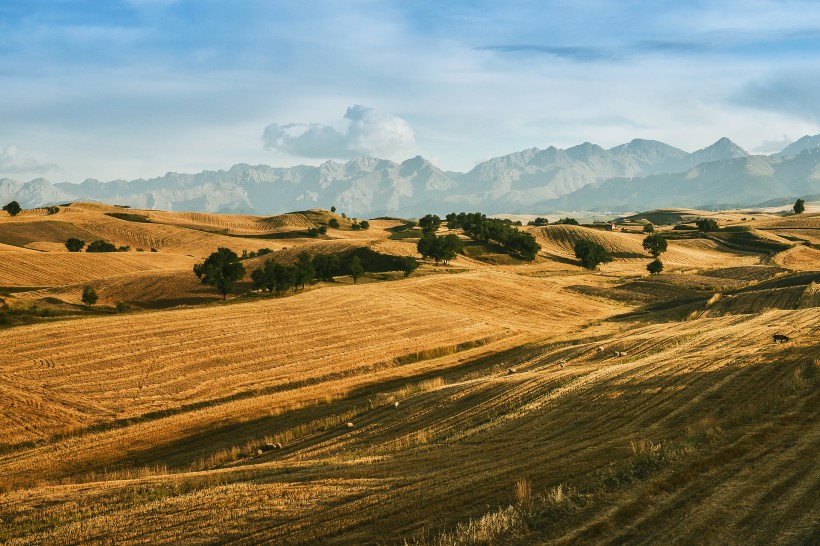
[0, 204, 817, 545]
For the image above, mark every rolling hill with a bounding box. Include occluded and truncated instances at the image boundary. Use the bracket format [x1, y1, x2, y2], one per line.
[0, 203, 817, 544]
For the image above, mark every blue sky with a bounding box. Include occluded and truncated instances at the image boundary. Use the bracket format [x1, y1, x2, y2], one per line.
[2, 0, 820, 182]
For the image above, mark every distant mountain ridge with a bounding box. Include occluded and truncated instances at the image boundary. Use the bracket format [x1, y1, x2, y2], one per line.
[2, 135, 819, 216]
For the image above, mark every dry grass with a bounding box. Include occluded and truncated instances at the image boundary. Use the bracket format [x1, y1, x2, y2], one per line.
[0, 203, 817, 545]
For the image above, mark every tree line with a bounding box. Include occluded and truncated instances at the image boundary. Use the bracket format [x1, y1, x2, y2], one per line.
[444, 212, 541, 260]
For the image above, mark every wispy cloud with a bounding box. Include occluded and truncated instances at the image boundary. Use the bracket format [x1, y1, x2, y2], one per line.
[262, 105, 415, 160]
[753, 135, 794, 154]
[480, 45, 614, 62]
[0, 145, 58, 176]
[735, 71, 820, 124]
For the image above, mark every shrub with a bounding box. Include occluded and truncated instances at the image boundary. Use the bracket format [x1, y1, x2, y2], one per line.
[643, 223, 654, 233]
[150, 247, 158, 252]
[696, 218, 719, 232]
[360, 220, 369, 230]
[647, 259, 664, 274]
[86, 240, 118, 252]
[573, 239, 612, 269]
[328, 219, 340, 229]
[65, 238, 86, 252]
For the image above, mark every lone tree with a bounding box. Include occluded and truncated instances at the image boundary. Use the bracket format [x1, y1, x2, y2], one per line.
[574, 239, 612, 270]
[194, 247, 246, 299]
[400, 256, 419, 277]
[328, 218, 340, 229]
[647, 259, 664, 275]
[65, 238, 86, 252]
[642, 233, 668, 258]
[643, 223, 655, 233]
[2, 201, 21, 216]
[81, 286, 98, 308]
[350, 255, 364, 284]
[696, 218, 719, 232]
[793, 198, 805, 214]
[330, 206, 336, 213]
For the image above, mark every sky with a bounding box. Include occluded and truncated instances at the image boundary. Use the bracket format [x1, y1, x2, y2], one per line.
[1, 0, 820, 183]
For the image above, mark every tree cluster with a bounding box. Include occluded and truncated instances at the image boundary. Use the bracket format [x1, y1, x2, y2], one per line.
[527, 217, 549, 226]
[86, 240, 120, 252]
[696, 218, 719, 232]
[417, 232, 461, 265]
[554, 217, 579, 225]
[351, 220, 370, 231]
[445, 212, 540, 261]
[418, 214, 442, 234]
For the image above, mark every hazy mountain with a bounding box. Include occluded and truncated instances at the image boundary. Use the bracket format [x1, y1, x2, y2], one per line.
[534, 148, 820, 213]
[776, 134, 820, 157]
[1, 136, 816, 216]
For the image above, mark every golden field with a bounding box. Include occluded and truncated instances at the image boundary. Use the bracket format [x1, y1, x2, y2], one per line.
[0, 203, 818, 545]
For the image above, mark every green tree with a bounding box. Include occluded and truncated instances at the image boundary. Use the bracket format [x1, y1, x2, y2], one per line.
[642, 233, 668, 258]
[312, 253, 340, 282]
[793, 198, 805, 214]
[294, 252, 315, 289]
[350, 255, 364, 283]
[2, 201, 21, 216]
[528, 217, 549, 226]
[400, 256, 419, 277]
[193, 247, 246, 300]
[696, 218, 719, 232]
[328, 218, 340, 229]
[574, 239, 612, 270]
[417, 233, 460, 265]
[330, 206, 336, 213]
[555, 217, 579, 225]
[418, 214, 442, 233]
[643, 223, 655, 233]
[81, 286, 98, 308]
[360, 220, 370, 230]
[65, 238, 85, 252]
[86, 240, 118, 252]
[647, 259, 664, 275]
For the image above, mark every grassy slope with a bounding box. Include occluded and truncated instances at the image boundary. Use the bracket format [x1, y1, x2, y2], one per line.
[0, 206, 817, 545]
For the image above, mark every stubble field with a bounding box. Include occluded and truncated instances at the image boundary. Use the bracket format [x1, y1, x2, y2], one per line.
[0, 204, 817, 544]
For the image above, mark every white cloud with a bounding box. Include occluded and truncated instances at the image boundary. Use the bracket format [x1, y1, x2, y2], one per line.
[753, 135, 793, 154]
[0, 145, 58, 175]
[262, 105, 415, 160]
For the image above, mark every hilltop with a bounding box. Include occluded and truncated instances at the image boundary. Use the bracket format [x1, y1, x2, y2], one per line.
[0, 202, 818, 544]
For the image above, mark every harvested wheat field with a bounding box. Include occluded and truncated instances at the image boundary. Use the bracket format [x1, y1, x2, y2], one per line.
[0, 204, 818, 545]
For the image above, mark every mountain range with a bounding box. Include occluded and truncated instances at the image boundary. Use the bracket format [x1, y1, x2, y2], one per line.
[2, 136, 819, 216]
